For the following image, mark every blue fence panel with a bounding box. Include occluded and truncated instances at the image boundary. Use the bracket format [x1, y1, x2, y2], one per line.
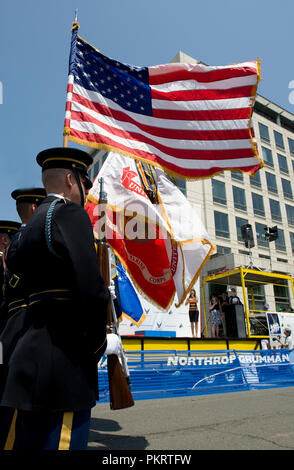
[97, 349, 294, 403]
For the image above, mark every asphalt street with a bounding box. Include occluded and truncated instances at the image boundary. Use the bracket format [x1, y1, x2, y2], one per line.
[88, 387, 294, 451]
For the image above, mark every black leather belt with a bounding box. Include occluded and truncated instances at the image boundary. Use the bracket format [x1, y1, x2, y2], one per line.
[28, 289, 72, 306]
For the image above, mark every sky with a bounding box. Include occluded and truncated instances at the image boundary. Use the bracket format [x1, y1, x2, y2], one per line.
[1, 0, 294, 221]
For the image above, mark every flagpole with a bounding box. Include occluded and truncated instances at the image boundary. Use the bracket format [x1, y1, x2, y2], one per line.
[108, 248, 131, 382]
[63, 10, 79, 148]
[97, 177, 134, 409]
[63, 135, 68, 148]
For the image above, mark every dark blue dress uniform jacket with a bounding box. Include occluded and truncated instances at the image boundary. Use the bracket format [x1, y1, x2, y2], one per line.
[0, 226, 30, 399]
[0, 196, 109, 412]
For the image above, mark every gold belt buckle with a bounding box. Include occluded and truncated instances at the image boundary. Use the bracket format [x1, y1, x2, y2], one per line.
[9, 274, 20, 288]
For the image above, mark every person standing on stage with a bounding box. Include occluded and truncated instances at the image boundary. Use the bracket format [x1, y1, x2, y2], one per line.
[185, 288, 199, 338]
[228, 288, 242, 305]
[0, 147, 121, 450]
[209, 294, 222, 338]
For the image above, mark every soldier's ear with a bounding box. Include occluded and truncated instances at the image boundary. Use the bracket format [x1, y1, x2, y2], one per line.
[65, 172, 74, 189]
[31, 204, 38, 214]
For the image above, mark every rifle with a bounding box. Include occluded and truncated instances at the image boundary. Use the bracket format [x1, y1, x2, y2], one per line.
[97, 177, 134, 410]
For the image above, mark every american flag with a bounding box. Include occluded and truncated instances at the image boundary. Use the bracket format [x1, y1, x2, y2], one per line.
[64, 29, 263, 178]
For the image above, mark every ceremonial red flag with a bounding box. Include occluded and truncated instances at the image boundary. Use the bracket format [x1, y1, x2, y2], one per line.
[85, 152, 214, 309]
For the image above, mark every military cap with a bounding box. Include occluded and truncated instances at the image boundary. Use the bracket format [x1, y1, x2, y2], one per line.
[11, 187, 46, 205]
[36, 147, 93, 189]
[0, 220, 21, 237]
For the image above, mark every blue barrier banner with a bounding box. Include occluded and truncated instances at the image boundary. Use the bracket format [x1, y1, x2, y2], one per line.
[97, 349, 294, 403]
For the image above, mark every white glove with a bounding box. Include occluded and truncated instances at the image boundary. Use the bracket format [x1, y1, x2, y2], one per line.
[105, 333, 122, 356]
[108, 279, 116, 300]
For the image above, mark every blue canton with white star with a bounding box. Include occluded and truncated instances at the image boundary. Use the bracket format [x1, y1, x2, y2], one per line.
[70, 36, 152, 116]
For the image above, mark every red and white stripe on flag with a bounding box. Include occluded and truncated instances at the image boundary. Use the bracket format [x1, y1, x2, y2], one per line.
[64, 34, 263, 179]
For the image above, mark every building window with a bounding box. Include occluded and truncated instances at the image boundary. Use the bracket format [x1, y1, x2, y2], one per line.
[239, 249, 250, 255]
[275, 229, 286, 252]
[252, 193, 265, 217]
[274, 130, 285, 150]
[212, 179, 226, 205]
[288, 137, 294, 156]
[277, 154, 289, 174]
[259, 254, 270, 260]
[289, 232, 294, 254]
[258, 123, 270, 143]
[216, 245, 231, 255]
[231, 171, 244, 182]
[172, 177, 186, 196]
[233, 186, 247, 211]
[255, 222, 269, 247]
[281, 178, 293, 200]
[236, 216, 249, 242]
[214, 211, 230, 238]
[250, 170, 261, 188]
[265, 172, 278, 194]
[274, 280, 290, 311]
[286, 205, 294, 226]
[269, 199, 282, 222]
[248, 285, 265, 311]
[261, 146, 274, 167]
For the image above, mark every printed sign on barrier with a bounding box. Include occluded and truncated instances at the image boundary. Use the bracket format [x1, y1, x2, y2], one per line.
[98, 349, 294, 403]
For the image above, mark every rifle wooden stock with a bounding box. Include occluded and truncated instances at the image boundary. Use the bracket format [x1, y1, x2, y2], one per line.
[97, 226, 134, 410]
[107, 354, 134, 410]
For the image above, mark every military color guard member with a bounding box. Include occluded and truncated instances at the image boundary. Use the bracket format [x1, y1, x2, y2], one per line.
[0, 189, 46, 450]
[0, 147, 120, 450]
[1, 187, 46, 335]
[0, 221, 21, 330]
[0, 220, 21, 449]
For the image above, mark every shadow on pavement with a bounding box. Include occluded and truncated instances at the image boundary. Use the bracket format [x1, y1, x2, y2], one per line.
[88, 417, 149, 450]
